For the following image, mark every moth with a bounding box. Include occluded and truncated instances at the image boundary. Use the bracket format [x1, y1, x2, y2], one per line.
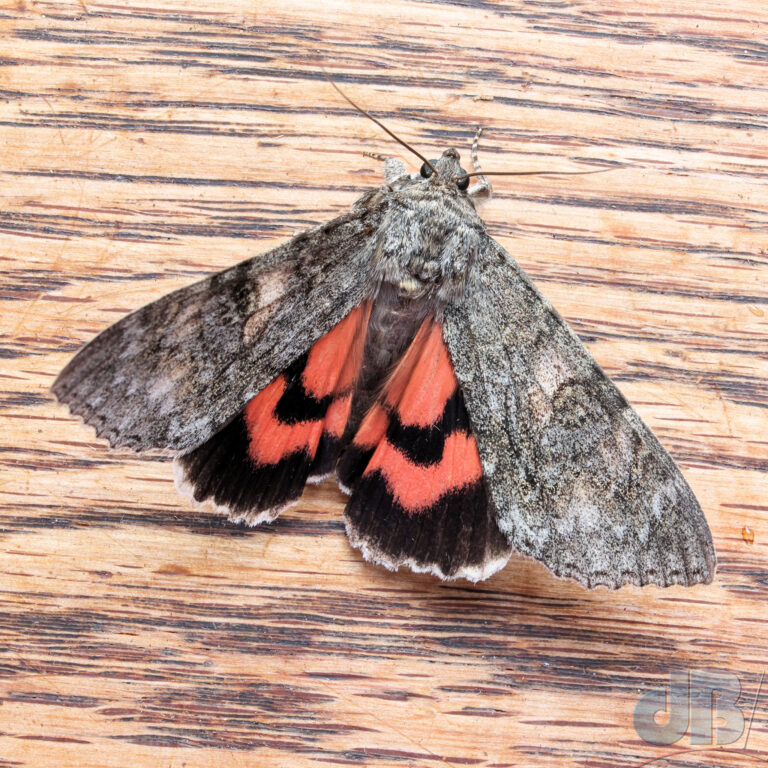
[53, 87, 716, 589]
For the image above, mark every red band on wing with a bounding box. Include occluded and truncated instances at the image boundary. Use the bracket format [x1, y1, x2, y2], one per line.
[243, 377, 325, 464]
[244, 302, 370, 469]
[365, 431, 483, 511]
[349, 317, 453, 452]
[350, 402, 389, 451]
[324, 393, 353, 438]
[394, 322, 457, 427]
[380, 319, 431, 409]
[302, 304, 369, 398]
[342, 316, 485, 515]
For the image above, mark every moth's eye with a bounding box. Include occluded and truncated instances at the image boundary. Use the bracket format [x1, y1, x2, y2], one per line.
[456, 175, 470, 191]
[420, 162, 434, 178]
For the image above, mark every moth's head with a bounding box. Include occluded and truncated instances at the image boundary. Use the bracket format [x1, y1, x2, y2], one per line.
[418, 148, 471, 193]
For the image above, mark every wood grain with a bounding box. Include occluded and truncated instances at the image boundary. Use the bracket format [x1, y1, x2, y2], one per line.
[1, 1, 767, 766]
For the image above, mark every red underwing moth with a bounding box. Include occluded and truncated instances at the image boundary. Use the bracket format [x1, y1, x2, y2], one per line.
[53, 88, 716, 589]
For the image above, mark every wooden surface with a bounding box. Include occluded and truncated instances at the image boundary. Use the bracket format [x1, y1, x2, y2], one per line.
[1, 1, 767, 766]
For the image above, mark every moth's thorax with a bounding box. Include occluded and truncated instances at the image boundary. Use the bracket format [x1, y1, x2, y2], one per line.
[370, 169, 487, 303]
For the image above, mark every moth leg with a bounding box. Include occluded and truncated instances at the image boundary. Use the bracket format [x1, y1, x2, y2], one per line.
[363, 152, 409, 185]
[468, 126, 492, 199]
[383, 158, 410, 186]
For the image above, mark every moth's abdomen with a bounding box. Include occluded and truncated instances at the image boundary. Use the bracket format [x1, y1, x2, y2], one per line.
[340, 319, 512, 582]
[345, 286, 433, 439]
[174, 303, 370, 524]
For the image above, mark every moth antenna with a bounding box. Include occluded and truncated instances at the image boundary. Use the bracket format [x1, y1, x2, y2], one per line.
[467, 127, 492, 199]
[323, 72, 438, 176]
[461, 167, 614, 180]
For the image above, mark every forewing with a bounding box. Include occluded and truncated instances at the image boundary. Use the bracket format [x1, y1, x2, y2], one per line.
[53, 209, 379, 453]
[442, 238, 716, 589]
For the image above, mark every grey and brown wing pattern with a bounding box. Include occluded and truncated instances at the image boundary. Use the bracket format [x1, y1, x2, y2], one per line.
[53, 208, 380, 454]
[442, 238, 716, 589]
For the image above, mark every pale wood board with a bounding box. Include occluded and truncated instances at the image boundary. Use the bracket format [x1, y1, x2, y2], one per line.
[1, 1, 767, 766]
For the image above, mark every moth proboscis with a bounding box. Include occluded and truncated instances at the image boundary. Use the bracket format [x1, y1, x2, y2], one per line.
[53, 83, 716, 590]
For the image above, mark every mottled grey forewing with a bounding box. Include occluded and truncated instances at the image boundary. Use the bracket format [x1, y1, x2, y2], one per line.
[442, 238, 716, 589]
[53, 208, 380, 453]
